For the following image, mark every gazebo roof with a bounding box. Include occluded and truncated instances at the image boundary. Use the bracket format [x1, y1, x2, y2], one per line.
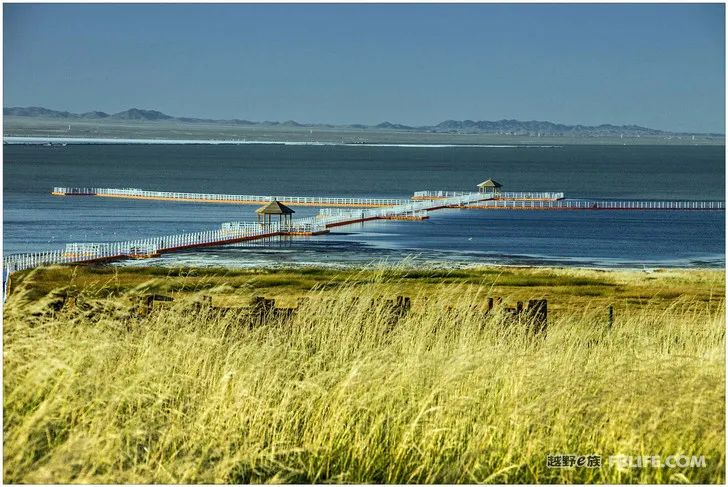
[477, 178, 503, 188]
[256, 199, 295, 215]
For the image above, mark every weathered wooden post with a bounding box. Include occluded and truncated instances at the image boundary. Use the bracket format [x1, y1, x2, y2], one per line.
[274, 306, 296, 321]
[381, 295, 411, 329]
[608, 305, 614, 328]
[527, 299, 548, 335]
[145, 295, 156, 315]
[48, 290, 68, 313]
[396, 296, 411, 317]
[133, 295, 155, 317]
[383, 298, 395, 325]
[483, 296, 507, 328]
[251, 296, 275, 326]
[63, 295, 77, 312]
[192, 295, 211, 313]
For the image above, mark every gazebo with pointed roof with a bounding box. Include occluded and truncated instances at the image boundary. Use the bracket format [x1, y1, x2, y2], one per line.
[477, 178, 503, 195]
[256, 199, 295, 227]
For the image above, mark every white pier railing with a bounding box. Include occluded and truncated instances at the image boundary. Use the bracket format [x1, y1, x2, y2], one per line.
[8, 190, 723, 280]
[319, 207, 427, 219]
[413, 190, 565, 200]
[4, 224, 283, 273]
[53, 187, 408, 207]
[53, 186, 567, 206]
[7, 191, 493, 275]
[221, 221, 322, 235]
[467, 199, 725, 210]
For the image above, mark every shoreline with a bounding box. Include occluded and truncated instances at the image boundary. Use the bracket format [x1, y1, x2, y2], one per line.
[3, 135, 563, 148]
[13, 261, 726, 279]
[8, 263, 723, 314]
[110, 254, 726, 272]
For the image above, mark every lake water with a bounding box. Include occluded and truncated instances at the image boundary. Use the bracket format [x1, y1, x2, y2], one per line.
[3, 143, 725, 268]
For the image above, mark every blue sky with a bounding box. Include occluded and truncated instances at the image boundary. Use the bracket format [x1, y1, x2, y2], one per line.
[4, 3, 725, 132]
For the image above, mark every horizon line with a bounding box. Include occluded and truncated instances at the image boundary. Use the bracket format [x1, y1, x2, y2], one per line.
[5, 104, 725, 136]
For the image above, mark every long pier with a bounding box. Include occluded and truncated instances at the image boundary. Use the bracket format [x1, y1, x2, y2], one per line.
[51, 187, 724, 210]
[51, 187, 565, 207]
[412, 191, 724, 210]
[4, 183, 724, 282]
[4, 191, 494, 273]
[412, 190, 564, 201]
[52, 187, 409, 208]
[465, 199, 724, 210]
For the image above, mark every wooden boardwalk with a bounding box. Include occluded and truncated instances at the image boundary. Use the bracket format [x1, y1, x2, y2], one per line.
[465, 199, 725, 210]
[52, 187, 565, 207]
[5, 191, 495, 274]
[52, 187, 408, 207]
[4, 183, 724, 285]
[51, 187, 723, 210]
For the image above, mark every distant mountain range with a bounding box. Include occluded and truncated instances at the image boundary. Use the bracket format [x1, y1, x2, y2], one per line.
[5, 106, 176, 121]
[4, 106, 720, 137]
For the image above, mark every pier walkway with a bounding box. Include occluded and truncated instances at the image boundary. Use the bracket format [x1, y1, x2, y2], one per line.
[5, 184, 724, 280]
[466, 199, 725, 210]
[51, 187, 565, 207]
[411, 191, 723, 209]
[52, 187, 408, 207]
[52, 186, 723, 211]
[412, 190, 564, 200]
[5, 191, 494, 273]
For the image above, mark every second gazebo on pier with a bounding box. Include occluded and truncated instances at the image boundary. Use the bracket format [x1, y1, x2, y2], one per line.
[477, 178, 503, 195]
[256, 199, 295, 227]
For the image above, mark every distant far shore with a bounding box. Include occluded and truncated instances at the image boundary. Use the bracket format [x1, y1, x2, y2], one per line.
[4, 115, 724, 146]
[3, 136, 564, 149]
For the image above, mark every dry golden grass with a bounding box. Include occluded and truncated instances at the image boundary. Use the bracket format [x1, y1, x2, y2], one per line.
[3, 265, 725, 483]
[8, 264, 724, 311]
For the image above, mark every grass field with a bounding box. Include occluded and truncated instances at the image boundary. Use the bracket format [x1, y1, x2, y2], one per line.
[3, 265, 725, 483]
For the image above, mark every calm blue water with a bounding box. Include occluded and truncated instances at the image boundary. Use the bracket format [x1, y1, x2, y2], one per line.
[3, 144, 725, 268]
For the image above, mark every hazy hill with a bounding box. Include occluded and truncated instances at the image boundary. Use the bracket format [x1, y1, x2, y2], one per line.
[434, 119, 665, 137]
[110, 108, 173, 121]
[3, 106, 722, 138]
[4, 106, 173, 121]
[5, 106, 78, 118]
[80, 111, 110, 119]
